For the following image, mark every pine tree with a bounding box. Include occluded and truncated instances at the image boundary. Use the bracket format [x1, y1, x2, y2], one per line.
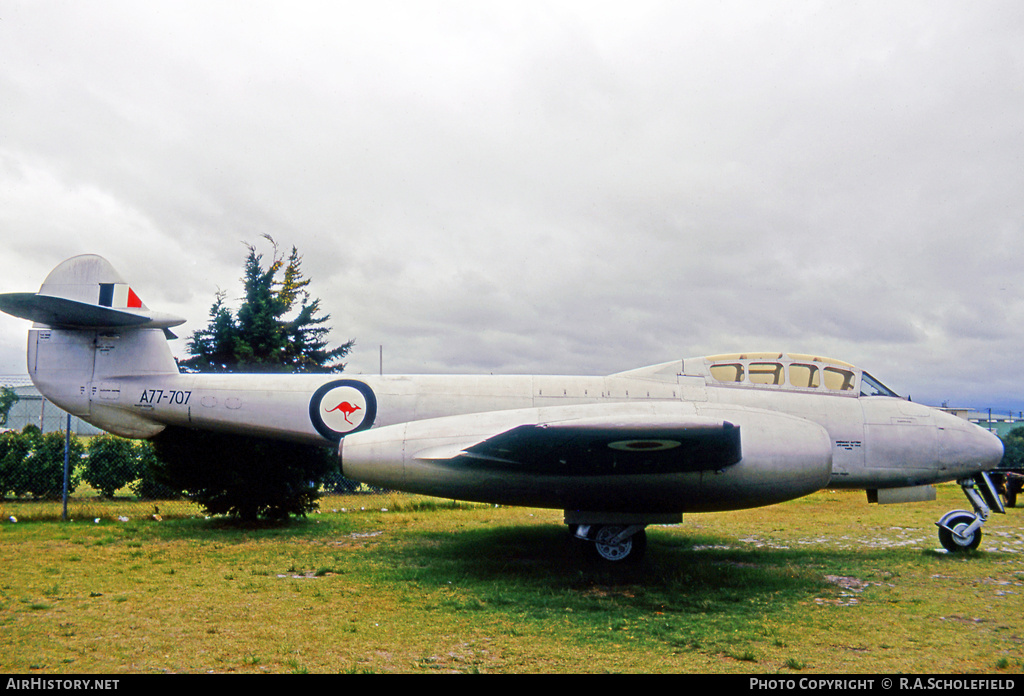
[158, 237, 353, 521]
[181, 236, 352, 373]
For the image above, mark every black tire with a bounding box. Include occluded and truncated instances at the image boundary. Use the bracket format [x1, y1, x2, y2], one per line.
[591, 525, 647, 563]
[938, 513, 982, 553]
[1005, 478, 1021, 508]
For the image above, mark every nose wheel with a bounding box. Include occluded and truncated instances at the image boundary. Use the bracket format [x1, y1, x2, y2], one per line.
[936, 473, 1004, 553]
[936, 511, 983, 552]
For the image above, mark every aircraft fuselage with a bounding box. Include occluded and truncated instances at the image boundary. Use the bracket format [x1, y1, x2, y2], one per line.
[31, 328, 1002, 514]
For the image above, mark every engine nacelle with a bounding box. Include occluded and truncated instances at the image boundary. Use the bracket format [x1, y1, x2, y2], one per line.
[340, 402, 833, 514]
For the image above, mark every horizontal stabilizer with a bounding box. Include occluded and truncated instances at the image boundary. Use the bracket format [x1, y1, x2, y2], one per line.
[0, 292, 184, 330]
[0, 254, 185, 331]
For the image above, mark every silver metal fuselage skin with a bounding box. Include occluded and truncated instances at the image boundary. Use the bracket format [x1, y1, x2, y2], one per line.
[26, 326, 1004, 515]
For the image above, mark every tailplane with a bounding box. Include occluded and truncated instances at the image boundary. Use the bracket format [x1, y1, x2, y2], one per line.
[0, 254, 185, 332]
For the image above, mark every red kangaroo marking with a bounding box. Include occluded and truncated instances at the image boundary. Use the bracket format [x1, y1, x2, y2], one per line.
[326, 401, 362, 424]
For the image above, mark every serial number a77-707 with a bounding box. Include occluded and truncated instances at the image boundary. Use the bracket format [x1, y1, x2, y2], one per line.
[138, 389, 192, 405]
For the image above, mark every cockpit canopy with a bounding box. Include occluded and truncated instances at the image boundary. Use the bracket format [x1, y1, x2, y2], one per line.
[696, 352, 900, 398]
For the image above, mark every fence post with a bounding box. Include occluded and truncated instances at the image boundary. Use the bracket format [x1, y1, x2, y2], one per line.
[62, 413, 70, 521]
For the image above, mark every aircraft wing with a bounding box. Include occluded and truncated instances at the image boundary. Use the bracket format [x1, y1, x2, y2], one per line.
[403, 412, 743, 476]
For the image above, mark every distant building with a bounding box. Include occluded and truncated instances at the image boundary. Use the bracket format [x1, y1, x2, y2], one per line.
[941, 406, 1023, 437]
[1, 376, 102, 436]
[969, 411, 1024, 438]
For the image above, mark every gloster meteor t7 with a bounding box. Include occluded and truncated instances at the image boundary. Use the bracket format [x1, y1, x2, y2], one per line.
[0, 255, 1005, 561]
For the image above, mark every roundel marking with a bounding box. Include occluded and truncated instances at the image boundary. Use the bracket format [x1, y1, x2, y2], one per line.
[607, 439, 682, 452]
[309, 380, 377, 441]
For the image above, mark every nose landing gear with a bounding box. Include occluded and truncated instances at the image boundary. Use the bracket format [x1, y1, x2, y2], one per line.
[936, 473, 1005, 553]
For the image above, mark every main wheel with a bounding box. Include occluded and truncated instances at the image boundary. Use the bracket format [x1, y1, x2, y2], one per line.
[591, 525, 647, 563]
[938, 512, 982, 553]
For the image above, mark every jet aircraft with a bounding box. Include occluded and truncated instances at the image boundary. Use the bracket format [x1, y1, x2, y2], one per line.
[0, 255, 1006, 561]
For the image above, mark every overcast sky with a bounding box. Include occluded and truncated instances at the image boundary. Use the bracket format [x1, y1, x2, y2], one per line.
[2, 1, 1023, 410]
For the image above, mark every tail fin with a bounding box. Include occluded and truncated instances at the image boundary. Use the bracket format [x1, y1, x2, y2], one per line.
[0, 255, 184, 433]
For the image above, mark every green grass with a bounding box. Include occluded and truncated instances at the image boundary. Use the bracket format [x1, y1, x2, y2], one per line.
[0, 485, 1022, 673]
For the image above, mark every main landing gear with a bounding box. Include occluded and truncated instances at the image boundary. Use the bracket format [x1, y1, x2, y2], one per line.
[574, 524, 648, 562]
[936, 472, 1005, 553]
[565, 512, 680, 563]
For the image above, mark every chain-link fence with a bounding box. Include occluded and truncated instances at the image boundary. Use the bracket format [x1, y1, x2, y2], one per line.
[1, 379, 103, 436]
[0, 422, 376, 521]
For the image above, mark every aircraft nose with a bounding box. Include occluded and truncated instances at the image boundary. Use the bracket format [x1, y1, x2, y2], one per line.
[978, 426, 1005, 470]
[936, 413, 1004, 476]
